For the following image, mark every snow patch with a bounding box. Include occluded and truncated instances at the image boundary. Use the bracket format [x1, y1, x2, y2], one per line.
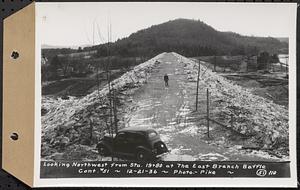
[178, 125, 199, 135]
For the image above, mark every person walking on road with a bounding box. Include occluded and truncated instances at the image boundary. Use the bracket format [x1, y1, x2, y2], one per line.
[164, 74, 169, 87]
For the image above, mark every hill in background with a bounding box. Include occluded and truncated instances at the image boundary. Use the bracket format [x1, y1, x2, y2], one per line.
[83, 18, 288, 58]
[41, 18, 289, 84]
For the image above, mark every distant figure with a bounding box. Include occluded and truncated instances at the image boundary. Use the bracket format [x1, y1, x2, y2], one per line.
[164, 74, 169, 87]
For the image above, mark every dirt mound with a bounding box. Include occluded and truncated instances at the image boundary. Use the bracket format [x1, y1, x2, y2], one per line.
[41, 52, 289, 160]
[41, 53, 166, 159]
[172, 52, 289, 155]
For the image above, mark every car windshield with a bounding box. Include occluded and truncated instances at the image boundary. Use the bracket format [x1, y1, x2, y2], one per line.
[148, 131, 158, 139]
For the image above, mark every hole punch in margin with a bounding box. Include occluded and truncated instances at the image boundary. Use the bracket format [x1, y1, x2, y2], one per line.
[11, 51, 19, 60]
[10, 133, 18, 141]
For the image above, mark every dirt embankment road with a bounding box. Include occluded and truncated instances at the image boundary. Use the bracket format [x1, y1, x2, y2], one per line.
[123, 53, 281, 161]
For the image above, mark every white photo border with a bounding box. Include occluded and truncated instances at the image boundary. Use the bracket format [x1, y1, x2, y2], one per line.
[34, 2, 297, 187]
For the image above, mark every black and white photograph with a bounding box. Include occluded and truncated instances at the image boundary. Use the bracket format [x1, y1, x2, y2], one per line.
[36, 2, 296, 185]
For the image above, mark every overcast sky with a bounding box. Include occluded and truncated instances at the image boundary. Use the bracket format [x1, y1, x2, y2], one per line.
[37, 2, 296, 47]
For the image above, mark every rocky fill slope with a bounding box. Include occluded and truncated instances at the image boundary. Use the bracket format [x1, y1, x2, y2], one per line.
[173, 53, 288, 151]
[41, 53, 167, 160]
[41, 52, 289, 161]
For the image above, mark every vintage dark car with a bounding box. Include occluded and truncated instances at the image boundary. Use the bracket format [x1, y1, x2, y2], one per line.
[96, 127, 168, 160]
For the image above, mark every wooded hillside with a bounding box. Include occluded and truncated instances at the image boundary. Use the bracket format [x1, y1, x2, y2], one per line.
[84, 18, 288, 58]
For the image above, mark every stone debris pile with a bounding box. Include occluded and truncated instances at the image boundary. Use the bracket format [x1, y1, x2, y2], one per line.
[41, 53, 166, 159]
[41, 52, 289, 160]
[172, 52, 289, 155]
